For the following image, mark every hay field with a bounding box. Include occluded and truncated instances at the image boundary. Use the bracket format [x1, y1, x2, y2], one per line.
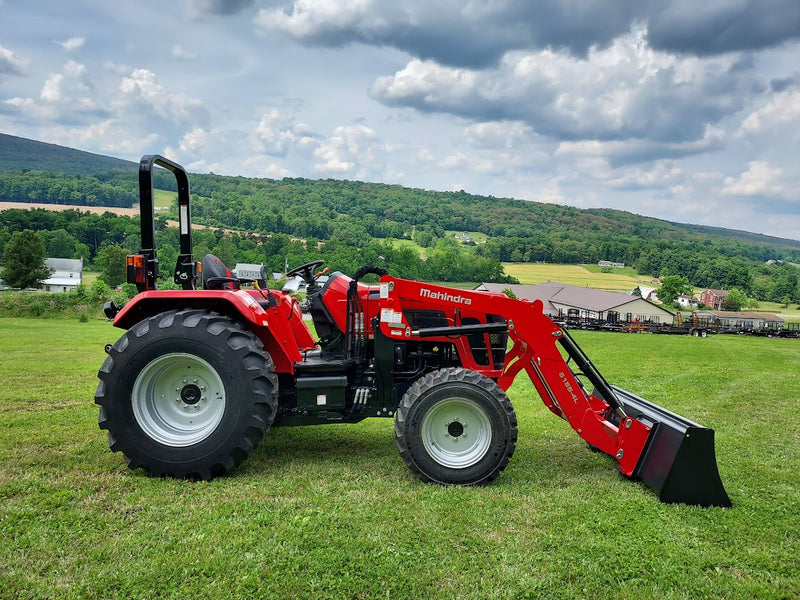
[503, 262, 655, 291]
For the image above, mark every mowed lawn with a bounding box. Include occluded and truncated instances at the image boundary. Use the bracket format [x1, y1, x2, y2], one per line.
[0, 317, 798, 599]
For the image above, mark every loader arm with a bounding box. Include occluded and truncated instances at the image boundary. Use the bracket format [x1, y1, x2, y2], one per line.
[494, 298, 651, 476]
[382, 278, 731, 507]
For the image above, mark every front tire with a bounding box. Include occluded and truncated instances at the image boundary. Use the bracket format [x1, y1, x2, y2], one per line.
[95, 310, 277, 480]
[395, 368, 517, 485]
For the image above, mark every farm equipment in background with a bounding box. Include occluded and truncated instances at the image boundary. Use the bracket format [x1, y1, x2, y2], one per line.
[96, 156, 731, 507]
[650, 311, 714, 337]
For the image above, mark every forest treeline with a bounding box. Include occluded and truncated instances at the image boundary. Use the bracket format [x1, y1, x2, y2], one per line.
[0, 207, 512, 287]
[1, 165, 800, 303]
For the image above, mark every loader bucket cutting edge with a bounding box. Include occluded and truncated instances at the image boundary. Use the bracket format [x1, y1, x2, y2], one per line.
[612, 386, 732, 508]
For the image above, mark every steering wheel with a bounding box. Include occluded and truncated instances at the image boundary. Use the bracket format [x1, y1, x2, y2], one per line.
[286, 260, 325, 285]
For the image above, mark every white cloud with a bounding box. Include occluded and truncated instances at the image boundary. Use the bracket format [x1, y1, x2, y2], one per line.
[40, 73, 63, 102]
[117, 68, 208, 126]
[164, 127, 250, 170]
[463, 121, 533, 149]
[371, 58, 479, 110]
[3, 96, 58, 120]
[175, 127, 212, 155]
[62, 119, 159, 155]
[604, 161, 683, 190]
[416, 148, 434, 162]
[0, 44, 28, 76]
[241, 154, 293, 179]
[313, 124, 382, 177]
[372, 26, 750, 147]
[439, 151, 506, 176]
[739, 89, 800, 135]
[59, 37, 85, 52]
[254, 0, 374, 41]
[171, 45, 197, 61]
[692, 171, 724, 182]
[255, 109, 316, 156]
[722, 161, 790, 198]
[36, 60, 97, 111]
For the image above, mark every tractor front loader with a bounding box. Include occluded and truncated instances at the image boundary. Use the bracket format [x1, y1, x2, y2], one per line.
[96, 156, 731, 507]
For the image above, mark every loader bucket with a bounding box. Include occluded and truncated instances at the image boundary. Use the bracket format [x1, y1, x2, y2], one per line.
[612, 386, 732, 508]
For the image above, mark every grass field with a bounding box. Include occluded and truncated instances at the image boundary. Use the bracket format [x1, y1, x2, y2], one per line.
[502, 263, 655, 291]
[153, 188, 177, 210]
[1, 318, 798, 599]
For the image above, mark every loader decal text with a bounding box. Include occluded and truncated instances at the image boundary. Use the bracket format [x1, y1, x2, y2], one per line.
[419, 288, 472, 306]
[559, 371, 580, 404]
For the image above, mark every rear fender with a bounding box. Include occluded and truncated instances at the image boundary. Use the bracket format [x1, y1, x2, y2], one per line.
[112, 290, 311, 371]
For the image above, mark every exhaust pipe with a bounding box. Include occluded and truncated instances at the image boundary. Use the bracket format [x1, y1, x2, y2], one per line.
[613, 386, 732, 508]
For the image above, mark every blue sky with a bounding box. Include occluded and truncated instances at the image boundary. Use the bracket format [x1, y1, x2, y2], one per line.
[1, 1, 799, 239]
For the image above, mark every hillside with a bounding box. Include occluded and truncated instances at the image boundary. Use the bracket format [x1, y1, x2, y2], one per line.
[0, 133, 136, 175]
[2, 133, 798, 252]
[2, 134, 800, 303]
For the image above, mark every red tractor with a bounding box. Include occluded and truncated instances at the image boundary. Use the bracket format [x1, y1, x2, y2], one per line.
[96, 156, 730, 507]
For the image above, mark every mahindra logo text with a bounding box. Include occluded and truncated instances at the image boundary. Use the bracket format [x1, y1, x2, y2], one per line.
[419, 288, 472, 306]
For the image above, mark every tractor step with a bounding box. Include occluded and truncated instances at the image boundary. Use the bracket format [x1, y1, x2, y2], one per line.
[294, 352, 352, 374]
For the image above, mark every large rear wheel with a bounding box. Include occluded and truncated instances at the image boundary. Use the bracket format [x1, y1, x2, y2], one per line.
[95, 310, 277, 480]
[395, 368, 517, 485]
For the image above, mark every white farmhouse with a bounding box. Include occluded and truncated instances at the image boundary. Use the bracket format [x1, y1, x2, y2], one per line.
[40, 257, 83, 293]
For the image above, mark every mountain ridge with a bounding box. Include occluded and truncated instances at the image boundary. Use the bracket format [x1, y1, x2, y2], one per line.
[1, 133, 798, 251]
[0, 133, 137, 175]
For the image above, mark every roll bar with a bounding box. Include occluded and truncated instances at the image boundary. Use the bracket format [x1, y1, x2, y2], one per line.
[133, 155, 196, 291]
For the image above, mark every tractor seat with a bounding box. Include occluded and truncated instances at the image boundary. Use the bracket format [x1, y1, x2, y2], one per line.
[202, 254, 239, 290]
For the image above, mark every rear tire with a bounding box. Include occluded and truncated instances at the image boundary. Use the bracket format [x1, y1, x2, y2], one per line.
[95, 310, 277, 480]
[395, 368, 517, 485]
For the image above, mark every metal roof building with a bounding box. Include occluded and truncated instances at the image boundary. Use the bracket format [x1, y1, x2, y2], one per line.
[475, 281, 674, 324]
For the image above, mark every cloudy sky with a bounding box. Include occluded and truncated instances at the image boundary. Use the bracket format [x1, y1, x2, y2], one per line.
[2, 1, 800, 240]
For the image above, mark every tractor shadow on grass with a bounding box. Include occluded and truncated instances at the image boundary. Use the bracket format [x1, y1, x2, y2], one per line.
[244, 422, 402, 480]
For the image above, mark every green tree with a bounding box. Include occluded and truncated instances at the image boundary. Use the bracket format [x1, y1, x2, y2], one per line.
[721, 288, 748, 311]
[41, 228, 78, 258]
[1, 230, 51, 289]
[657, 274, 692, 305]
[94, 244, 129, 287]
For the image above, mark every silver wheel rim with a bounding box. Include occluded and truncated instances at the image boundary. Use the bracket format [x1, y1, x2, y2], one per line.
[420, 397, 492, 469]
[132, 353, 226, 447]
